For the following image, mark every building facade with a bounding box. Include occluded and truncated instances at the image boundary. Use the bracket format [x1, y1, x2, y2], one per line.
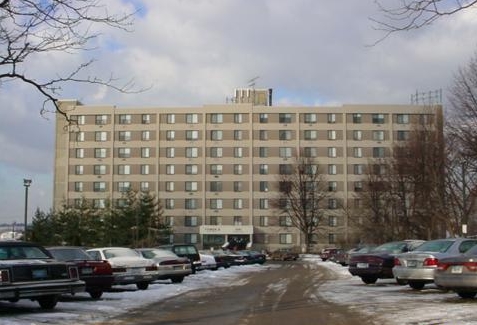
[53, 91, 442, 252]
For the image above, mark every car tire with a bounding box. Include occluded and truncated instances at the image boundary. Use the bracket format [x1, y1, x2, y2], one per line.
[395, 278, 407, 285]
[89, 290, 103, 299]
[457, 291, 476, 299]
[171, 276, 184, 283]
[136, 282, 149, 290]
[361, 276, 378, 284]
[408, 281, 425, 290]
[37, 295, 58, 309]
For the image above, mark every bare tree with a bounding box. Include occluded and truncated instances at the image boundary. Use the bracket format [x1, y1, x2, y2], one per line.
[371, 0, 477, 42]
[0, 0, 140, 118]
[271, 155, 330, 253]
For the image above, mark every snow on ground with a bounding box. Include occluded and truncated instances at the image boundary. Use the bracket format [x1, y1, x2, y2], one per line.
[3, 257, 477, 324]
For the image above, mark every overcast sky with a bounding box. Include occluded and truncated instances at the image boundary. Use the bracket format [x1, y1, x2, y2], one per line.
[1, 0, 476, 225]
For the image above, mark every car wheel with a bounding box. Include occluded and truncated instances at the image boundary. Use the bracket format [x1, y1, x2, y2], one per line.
[37, 295, 58, 309]
[171, 276, 184, 283]
[408, 281, 425, 290]
[361, 276, 378, 284]
[457, 291, 477, 299]
[395, 278, 407, 285]
[136, 281, 149, 290]
[89, 290, 103, 299]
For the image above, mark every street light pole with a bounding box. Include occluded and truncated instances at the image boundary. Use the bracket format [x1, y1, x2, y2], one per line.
[23, 179, 32, 241]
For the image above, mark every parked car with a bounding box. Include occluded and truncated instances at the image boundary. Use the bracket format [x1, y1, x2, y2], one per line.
[328, 249, 347, 265]
[393, 238, 477, 290]
[344, 246, 376, 266]
[348, 240, 425, 284]
[136, 248, 192, 283]
[238, 250, 267, 265]
[270, 248, 300, 261]
[86, 247, 158, 290]
[435, 244, 477, 298]
[0, 241, 85, 309]
[158, 244, 202, 273]
[198, 251, 218, 271]
[203, 249, 236, 268]
[320, 248, 341, 261]
[47, 246, 114, 299]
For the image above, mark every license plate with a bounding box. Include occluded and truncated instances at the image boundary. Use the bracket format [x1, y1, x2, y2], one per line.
[407, 260, 417, 267]
[451, 265, 463, 274]
[174, 265, 184, 270]
[357, 263, 369, 268]
[81, 267, 93, 275]
[32, 268, 48, 279]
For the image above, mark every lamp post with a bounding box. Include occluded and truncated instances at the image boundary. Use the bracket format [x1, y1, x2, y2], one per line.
[23, 179, 32, 241]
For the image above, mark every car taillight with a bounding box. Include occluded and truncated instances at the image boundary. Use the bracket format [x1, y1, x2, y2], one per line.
[436, 262, 449, 271]
[463, 262, 477, 272]
[394, 258, 401, 266]
[0, 269, 10, 283]
[69, 266, 79, 279]
[423, 258, 438, 266]
[94, 262, 113, 275]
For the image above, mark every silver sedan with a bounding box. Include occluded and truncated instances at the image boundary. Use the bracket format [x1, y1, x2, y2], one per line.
[393, 238, 477, 290]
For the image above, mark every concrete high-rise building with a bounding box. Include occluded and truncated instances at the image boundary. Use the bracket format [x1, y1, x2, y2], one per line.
[53, 90, 442, 252]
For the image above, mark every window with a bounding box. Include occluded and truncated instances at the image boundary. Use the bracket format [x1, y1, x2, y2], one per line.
[279, 147, 292, 158]
[165, 181, 174, 192]
[397, 130, 410, 140]
[353, 147, 362, 158]
[279, 233, 292, 244]
[304, 113, 317, 123]
[186, 113, 198, 124]
[279, 130, 292, 140]
[372, 113, 385, 124]
[279, 164, 292, 175]
[210, 199, 223, 209]
[328, 147, 337, 158]
[259, 199, 269, 209]
[304, 130, 317, 140]
[259, 130, 268, 140]
[142, 114, 151, 124]
[96, 115, 107, 125]
[185, 199, 198, 209]
[165, 199, 175, 209]
[353, 130, 362, 141]
[354, 198, 362, 208]
[233, 215, 243, 225]
[234, 130, 243, 140]
[327, 113, 336, 123]
[184, 234, 198, 244]
[210, 130, 222, 141]
[329, 233, 336, 244]
[119, 131, 131, 141]
[118, 148, 131, 158]
[373, 164, 386, 175]
[75, 148, 84, 158]
[186, 164, 198, 175]
[210, 181, 222, 192]
[234, 147, 243, 158]
[354, 164, 364, 175]
[118, 181, 131, 192]
[234, 181, 243, 192]
[76, 115, 85, 125]
[234, 113, 243, 124]
[259, 164, 268, 175]
[373, 130, 385, 141]
[260, 216, 269, 227]
[210, 216, 222, 225]
[142, 131, 150, 141]
[93, 199, 106, 209]
[74, 182, 83, 192]
[354, 181, 363, 192]
[95, 131, 107, 142]
[141, 165, 150, 175]
[280, 216, 293, 227]
[94, 165, 107, 175]
[259, 147, 268, 158]
[328, 181, 337, 192]
[118, 165, 131, 175]
[234, 200, 243, 210]
[186, 130, 199, 140]
[352, 113, 362, 124]
[305, 164, 318, 175]
[279, 113, 292, 123]
[373, 147, 385, 158]
[185, 181, 198, 192]
[397, 114, 409, 124]
[210, 113, 223, 124]
[210, 147, 223, 158]
[75, 165, 84, 175]
[234, 164, 243, 175]
[166, 165, 175, 175]
[186, 147, 199, 158]
[329, 216, 338, 227]
[185, 216, 198, 227]
[140, 182, 149, 191]
[304, 147, 317, 157]
[166, 130, 175, 141]
[210, 164, 223, 175]
[93, 182, 106, 192]
[328, 198, 338, 209]
[328, 164, 337, 175]
[141, 147, 150, 158]
[259, 113, 268, 123]
[328, 130, 337, 140]
[167, 114, 175, 124]
[260, 181, 269, 192]
[119, 114, 131, 124]
[166, 147, 175, 158]
[75, 131, 85, 142]
[95, 148, 107, 158]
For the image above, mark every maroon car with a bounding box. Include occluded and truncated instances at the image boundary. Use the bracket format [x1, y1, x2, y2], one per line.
[348, 240, 425, 284]
[47, 246, 114, 299]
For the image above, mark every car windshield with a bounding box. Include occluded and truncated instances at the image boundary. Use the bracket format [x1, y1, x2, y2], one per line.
[413, 240, 454, 253]
[140, 249, 176, 259]
[0, 245, 50, 260]
[372, 242, 407, 254]
[48, 248, 92, 261]
[104, 248, 139, 259]
[464, 244, 477, 256]
[174, 246, 197, 255]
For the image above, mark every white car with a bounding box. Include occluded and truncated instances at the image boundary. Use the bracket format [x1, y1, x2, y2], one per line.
[198, 251, 218, 271]
[136, 248, 192, 283]
[86, 247, 159, 290]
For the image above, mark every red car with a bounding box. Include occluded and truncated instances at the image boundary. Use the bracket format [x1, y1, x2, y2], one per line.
[47, 246, 114, 299]
[320, 248, 341, 261]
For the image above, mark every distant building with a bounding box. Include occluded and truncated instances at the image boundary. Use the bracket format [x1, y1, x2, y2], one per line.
[53, 89, 442, 251]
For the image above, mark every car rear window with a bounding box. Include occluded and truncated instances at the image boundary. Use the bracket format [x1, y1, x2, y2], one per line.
[0, 246, 50, 260]
[414, 240, 454, 253]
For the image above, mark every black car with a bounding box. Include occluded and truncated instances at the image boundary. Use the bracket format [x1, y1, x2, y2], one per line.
[0, 241, 85, 309]
[158, 244, 202, 273]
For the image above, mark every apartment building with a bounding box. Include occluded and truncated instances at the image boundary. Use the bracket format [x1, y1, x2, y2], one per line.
[53, 89, 442, 252]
